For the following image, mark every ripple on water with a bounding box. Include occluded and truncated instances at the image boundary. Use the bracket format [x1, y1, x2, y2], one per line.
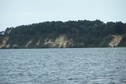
[0, 48, 126, 84]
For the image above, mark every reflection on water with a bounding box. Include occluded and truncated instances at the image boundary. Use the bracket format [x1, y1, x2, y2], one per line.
[0, 48, 126, 84]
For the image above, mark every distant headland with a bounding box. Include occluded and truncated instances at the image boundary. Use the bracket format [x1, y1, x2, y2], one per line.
[0, 20, 126, 48]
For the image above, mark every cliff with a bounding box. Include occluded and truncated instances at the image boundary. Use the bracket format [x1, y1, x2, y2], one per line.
[0, 20, 126, 48]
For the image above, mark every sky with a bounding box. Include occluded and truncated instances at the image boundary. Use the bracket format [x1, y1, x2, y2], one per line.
[0, 0, 126, 31]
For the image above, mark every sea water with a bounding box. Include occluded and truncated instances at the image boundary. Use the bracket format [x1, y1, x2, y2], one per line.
[0, 48, 126, 84]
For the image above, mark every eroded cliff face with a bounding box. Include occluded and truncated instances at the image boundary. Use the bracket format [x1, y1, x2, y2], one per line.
[23, 35, 72, 48]
[0, 34, 125, 48]
[43, 35, 72, 48]
[0, 36, 9, 48]
[109, 35, 123, 47]
[0, 34, 73, 48]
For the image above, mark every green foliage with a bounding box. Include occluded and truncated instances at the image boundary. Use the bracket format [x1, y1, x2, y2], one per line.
[4, 20, 126, 48]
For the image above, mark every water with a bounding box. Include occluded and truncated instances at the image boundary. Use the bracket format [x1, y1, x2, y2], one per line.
[0, 48, 126, 84]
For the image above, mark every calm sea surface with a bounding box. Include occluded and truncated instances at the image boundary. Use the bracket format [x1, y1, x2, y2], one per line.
[0, 48, 126, 84]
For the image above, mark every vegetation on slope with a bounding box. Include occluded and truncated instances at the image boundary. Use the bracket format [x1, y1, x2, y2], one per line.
[0, 20, 126, 48]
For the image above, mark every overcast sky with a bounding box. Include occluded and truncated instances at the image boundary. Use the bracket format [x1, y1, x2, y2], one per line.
[0, 0, 126, 31]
